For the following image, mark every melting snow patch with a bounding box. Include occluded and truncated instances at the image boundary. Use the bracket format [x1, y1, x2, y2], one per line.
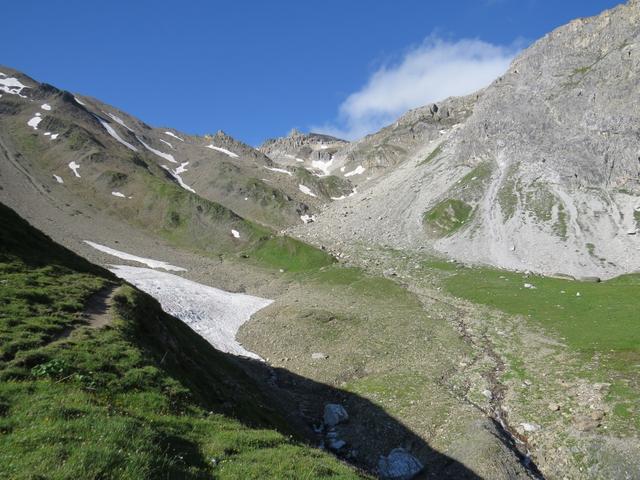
[161, 163, 195, 193]
[108, 265, 271, 359]
[300, 214, 315, 224]
[74, 96, 86, 106]
[105, 112, 134, 132]
[264, 166, 292, 176]
[50, 133, 59, 140]
[524, 283, 536, 289]
[95, 115, 138, 151]
[175, 162, 188, 175]
[0, 75, 29, 97]
[41, 103, 51, 111]
[27, 114, 42, 130]
[111, 191, 126, 198]
[206, 145, 239, 158]
[44, 132, 51, 136]
[344, 165, 365, 177]
[137, 136, 176, 163]
[164, 131, 184, 141]
[298, 184, 317, 197]
[311, 158, 333, 176]
[68, 161, 81, 178]
[53, 174, 63, 184]
[159, 138, 173, 149]
[284, 154, 305, 163]
[84, 241, 186, 272]
[231, 229, 240, 238]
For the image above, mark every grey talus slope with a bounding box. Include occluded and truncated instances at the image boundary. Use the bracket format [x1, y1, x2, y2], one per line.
[295, 0, 640, 279]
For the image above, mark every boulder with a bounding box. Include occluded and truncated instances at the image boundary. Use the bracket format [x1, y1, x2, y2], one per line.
[323, 403, 349, 427]
[378, 448, 423, 480]
[519, 422, 540, 432]
[328, 439, 346, 451]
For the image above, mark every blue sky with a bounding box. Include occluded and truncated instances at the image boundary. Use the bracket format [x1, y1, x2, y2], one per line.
[2, 0, 622, 145]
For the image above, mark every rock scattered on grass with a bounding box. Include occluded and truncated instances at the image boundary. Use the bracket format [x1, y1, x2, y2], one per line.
[323, 403, 349, 427]
[378, 448, 423, 480]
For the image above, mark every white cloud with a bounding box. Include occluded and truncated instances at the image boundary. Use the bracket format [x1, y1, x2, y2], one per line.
[313, 36, 519, 140]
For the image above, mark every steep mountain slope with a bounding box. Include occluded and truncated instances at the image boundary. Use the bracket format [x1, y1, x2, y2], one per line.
[330, 95, 477, 187]
[0, 66, 344, 229]
[0, 202, 365, 479]
[296, 0, 640, 279]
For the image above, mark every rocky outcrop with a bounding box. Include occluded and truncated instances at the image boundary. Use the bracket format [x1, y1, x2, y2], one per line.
[259, 129, 347, 173]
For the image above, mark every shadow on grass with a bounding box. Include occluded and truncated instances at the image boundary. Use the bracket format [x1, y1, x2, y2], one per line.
[0, 201, 485, 478]
[129, 289, 485, 479]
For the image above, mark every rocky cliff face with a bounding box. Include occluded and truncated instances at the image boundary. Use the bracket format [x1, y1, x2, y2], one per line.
[331, 93, 477, 184]
[295, 0, 640, 279]
[259, 129, 347, 173]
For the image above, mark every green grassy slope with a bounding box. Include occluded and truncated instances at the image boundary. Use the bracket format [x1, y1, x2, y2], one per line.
[441, 265, 640, 428]
[0, 203, 364, 479]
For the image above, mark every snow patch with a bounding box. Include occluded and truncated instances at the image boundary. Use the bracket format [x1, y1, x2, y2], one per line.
[84, 241, 186, 272]
[41, 103, 51, 111]
[111, 191, 126, 198]
[284, 153, 305, 163]
[231, 229, 240, 238]
[311, 158, 333, 176]
[0, 75, 29, 97]
[107, 265, 271, 359]
[74, 96, 86, 106]
[264, 166, 292, 176]
[161, 163, 195, 193]
[105, 112, 134, 132]
[206, 145, 239, 158]
[27, 114, 42, 130]
[344, 165, 365, 177]
[137, 136, 176, 163]
[159, 138, 174, 149]
[50, 133, 59, 140]
[53, 174, 63, 184]
[164, 131, 184, 141]
[95, 115, 138, 151]
[68, 161, 81, 178]
[298, 184, 317, 197]
[301, 214, 316, 224]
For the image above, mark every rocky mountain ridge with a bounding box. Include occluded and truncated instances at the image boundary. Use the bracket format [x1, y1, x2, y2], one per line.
[292, 0, 640, 279]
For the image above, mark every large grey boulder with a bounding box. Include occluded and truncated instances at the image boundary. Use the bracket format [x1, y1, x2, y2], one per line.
[323, 403, 349, 427]
[378, 448, 424, 480]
